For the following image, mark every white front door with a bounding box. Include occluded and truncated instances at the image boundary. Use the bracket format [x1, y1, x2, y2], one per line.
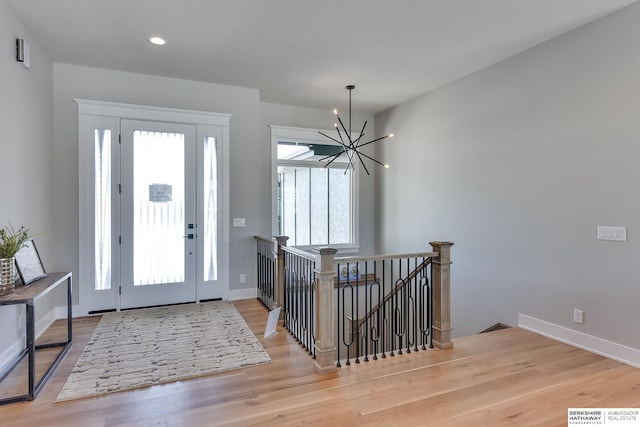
[77, 101, 229, 315]
[120, 120, 197, 309]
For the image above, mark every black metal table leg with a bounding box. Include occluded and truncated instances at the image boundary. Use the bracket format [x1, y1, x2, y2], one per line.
[27, 302, 35, 399]
[67, 276, 72, 343]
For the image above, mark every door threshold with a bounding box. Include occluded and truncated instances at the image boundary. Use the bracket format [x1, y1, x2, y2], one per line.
[121, 301, 197, 311]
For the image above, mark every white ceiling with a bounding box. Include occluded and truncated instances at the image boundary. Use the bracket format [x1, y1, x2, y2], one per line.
[8, 0, 638, 113]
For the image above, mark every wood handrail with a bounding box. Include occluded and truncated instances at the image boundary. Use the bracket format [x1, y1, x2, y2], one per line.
[335, 251, 437, 264]
[282, 245, 316, 262]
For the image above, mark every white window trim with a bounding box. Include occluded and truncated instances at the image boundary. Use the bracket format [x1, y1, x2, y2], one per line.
[270, 125, 360, 253]
[76, 99, 231, 316]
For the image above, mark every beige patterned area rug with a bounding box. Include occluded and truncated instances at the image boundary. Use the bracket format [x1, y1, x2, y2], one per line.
[56, 301, 271, 401]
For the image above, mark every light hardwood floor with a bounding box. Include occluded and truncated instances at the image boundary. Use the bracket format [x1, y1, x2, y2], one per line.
[0, 299, 638, 426]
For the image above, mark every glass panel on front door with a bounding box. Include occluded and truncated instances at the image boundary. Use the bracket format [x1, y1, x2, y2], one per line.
[133, 130, 185, 286]
[119, 119, 197, 309]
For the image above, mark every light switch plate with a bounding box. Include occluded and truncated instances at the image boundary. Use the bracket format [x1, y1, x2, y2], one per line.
[233, 218, 246, 227]
[597, 226, 626, 242]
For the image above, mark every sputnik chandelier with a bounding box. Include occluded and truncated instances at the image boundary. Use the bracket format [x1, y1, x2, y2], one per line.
[318, 85, 393, 175]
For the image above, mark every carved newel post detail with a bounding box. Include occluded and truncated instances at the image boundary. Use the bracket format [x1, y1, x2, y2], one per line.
[314, 247, 338, 374]
[430, 241, 454, 349]
[274, 236, 289, 319]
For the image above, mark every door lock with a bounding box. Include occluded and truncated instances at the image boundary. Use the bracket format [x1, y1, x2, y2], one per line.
[184, 224, 196, 239]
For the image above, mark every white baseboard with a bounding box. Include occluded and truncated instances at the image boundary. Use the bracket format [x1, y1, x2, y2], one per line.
[225, 287, 257, 301]
[518, 314, 640, 369]
[55, 305, 80, 320]
[35, 308, 56, 341]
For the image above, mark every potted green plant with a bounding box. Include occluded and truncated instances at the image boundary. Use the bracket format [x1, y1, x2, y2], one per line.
[0, 224, 35, 295]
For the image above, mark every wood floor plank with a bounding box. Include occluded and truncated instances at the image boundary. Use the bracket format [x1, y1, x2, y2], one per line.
[0, 299, 638, 426]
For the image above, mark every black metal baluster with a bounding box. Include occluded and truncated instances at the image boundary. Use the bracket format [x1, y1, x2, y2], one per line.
[311, 260, 316, 359]
[336, 263, 342, 368]
[306, 259, 313, 355]
[341, 264, 354, 366]
[269, 254, 274, 308]
[390, 259, 396, 357]
[283, 254, 289, 331]
[381, 260, 387, 358]
[371, 260, 381, 360]
[429, 262, 434, 349]
[421, 267, 430, 350]
[294, 256, 299, 343]
[298, 258, 302, 346]
[407, 258, 412, 353]
[353, 262, 361, 364]
[363, 261, 369, 362]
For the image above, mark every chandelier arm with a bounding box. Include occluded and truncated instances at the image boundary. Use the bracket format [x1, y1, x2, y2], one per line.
[346, 145, 358, 170]
[355, 134, 391, 148]
[318, 131, 347, 147]
[353, 121, 368, 148]
[318, 128, 352, 167]
[350, 140, 364, 170]
[353, 149, 386, 168]
[352, 133, 364, 148]
[317, 151, 342, 162]
[323, 154, 345, 168]
[319, 147, 350, 164]
[319, 142, 353, 166]
[336, 115, 354, 148]
[353, 149, 371, 176]
[335, 126, 350, 151]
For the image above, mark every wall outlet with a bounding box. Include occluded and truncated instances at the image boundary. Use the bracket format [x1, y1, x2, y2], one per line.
[233, 218, 246, 227]
[239, 274, 246, 283]
[573, 309, 584, 324]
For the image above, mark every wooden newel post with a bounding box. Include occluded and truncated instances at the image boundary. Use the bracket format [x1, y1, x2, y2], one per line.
[274, 236, 289, 319]
[314, 247, 338, 374]
[430, 241, 454, 350]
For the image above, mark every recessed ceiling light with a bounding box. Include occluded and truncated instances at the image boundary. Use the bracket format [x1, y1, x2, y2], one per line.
[148, 36, 166, 46]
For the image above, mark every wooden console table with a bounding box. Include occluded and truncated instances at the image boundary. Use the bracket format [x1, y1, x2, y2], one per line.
[0, 272, 72, 404]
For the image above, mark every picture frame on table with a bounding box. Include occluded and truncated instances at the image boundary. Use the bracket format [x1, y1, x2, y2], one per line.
[15, 240, 47, 285]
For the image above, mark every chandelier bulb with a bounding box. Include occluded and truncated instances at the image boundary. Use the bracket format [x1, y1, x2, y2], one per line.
[333, 109, 338, 115]
[388, 133, 394, 138]
[384, 164, 390, 169]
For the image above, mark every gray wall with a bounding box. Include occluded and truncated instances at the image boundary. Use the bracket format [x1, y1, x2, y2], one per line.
[0, 1, 55, 355]
[260, 102, 377, 255]
[376, 4, 640, 348]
